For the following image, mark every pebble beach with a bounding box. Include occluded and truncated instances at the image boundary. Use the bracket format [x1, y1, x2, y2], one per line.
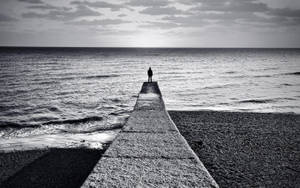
[169, 110, 300, 187]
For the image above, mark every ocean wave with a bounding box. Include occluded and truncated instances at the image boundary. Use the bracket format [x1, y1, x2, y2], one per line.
[109, 109, 129, 116]
[272, 97, 297, 101]
[280, 83, 293, 86]
[47, 106, 61, 112]
[59, 123, 123, 133]
[253, 75, 273, 78]
[250, 67, 279, 72]
[59, 77, 76, 81]
[253, 72, 300, 78]
[116, 104, 130, 108]
[217, 102, 230, 105]
[109, 98, 121, 103]
[262, 67, 279, 71]
[222, 75, 246, 79]
[43, 116, 103, 125]
[238, 99, 275, 104]
[281, 72, 300, 76]
[83, 74, 119, 79]
[29, 116, 58, 122]
[224, 71, 236, 74]
[202, 84, 239, 90]
[0, 121, 40, 129]
[159, 71, 203, 75]
[36, 80, 60, 85]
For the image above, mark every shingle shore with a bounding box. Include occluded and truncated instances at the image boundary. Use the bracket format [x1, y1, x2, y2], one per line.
[169, 110, 300, 187]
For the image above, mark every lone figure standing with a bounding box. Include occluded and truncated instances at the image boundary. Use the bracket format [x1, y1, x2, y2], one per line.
[147, 67, 153, 82]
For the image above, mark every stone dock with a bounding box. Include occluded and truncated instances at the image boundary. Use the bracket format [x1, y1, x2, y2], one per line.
[82, 82, 218, 188]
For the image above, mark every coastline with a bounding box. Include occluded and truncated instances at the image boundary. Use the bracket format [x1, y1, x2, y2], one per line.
[169, 110, 300, 187]
[0, 110, 299, 187]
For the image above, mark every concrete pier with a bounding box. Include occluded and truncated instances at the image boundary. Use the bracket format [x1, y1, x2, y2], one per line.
[82, 82, 218, 188]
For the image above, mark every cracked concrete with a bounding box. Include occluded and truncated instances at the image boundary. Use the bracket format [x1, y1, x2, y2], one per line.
[81, 82, 218, 188]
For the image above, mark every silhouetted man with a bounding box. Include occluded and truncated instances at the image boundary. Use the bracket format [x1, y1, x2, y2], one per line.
[147, 67, 153, 82]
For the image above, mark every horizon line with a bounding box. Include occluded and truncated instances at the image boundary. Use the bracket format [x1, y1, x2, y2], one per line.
[1, 46, 300, 49]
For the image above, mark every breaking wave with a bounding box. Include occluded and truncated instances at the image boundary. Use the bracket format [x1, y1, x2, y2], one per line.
[43, 116, 103, 125]
[59, 123, 123, 134]
[0, 121, 40, 129]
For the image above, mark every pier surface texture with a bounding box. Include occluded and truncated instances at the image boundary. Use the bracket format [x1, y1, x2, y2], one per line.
[82, 82, 218, 188]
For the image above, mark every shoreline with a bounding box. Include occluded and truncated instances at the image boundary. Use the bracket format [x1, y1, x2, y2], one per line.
[168, 109, 299, 115]
[169, 110, 300, 187]
[0, 110, 299, 187]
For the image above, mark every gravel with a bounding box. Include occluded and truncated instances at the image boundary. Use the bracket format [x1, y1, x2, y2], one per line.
[169, 110, 300, 188]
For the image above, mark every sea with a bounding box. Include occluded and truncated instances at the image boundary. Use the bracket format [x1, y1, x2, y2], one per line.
[0, 47, 299, 151]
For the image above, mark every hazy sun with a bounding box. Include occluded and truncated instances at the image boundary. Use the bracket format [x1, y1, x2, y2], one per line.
[132, 32, 166, 47]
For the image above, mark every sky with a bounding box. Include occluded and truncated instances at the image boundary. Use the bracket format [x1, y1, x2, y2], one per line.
[0, 0, 300, 47]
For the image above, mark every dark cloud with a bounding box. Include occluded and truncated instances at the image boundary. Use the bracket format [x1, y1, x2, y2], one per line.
[0, 13, 17, 22]
[27, 4, 70, 10]
[140, 6, 183, 15]
[161, 0, 300, 28]
[189, 0, 269, 13]
[70, 0, 125, 11]
[22, 5, 101, 21]
[19, 0, 70, 11]
[18, 0, 43, 4]
[270, 8, 300, 18]
[189, 0, 300, 19]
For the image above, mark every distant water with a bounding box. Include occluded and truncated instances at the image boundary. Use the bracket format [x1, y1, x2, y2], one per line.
[0, 47, 299, 151]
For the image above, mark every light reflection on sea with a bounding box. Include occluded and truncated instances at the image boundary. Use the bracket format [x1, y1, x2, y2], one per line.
[0, 48, 299, 151]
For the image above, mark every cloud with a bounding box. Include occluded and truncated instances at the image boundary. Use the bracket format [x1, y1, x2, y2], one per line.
[70, 0, 125, 11]
[27, 4, 70, 10]
[118, 14, 127, 17]
[68, 18, 130, 26]
[161, 0, 300, 28]
[162, 15, 210, 27]
[0, 13, 17, 22]
[140, 6, 183, 15]
[19, 0, 71, 11]
[139, 21, 179, 29]
[126, 0, 185, 16]
[18, 0, 43, 4]
[22, 5, 102, 21]
[190, 0, 269, 13]
[270, 7, 300, 18]
[127, 0, 170, 7]
[1, 0, 300, 47]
